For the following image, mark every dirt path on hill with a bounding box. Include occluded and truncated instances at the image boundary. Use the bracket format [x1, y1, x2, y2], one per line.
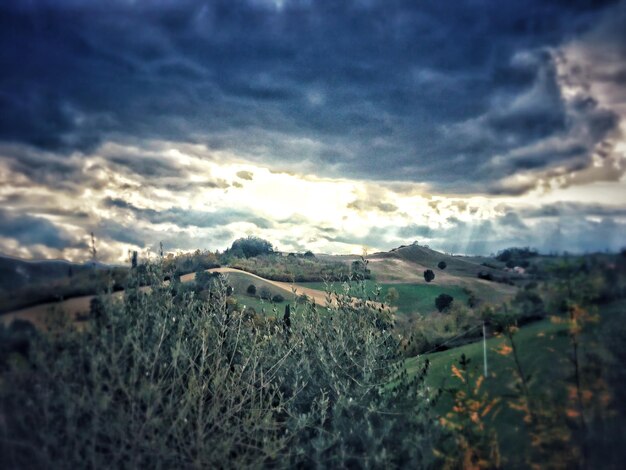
[182, 267, 332, 305]
[1, 267, 333, 328]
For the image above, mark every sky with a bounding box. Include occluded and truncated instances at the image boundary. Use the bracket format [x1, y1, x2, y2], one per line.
[0, 0, 625, 263]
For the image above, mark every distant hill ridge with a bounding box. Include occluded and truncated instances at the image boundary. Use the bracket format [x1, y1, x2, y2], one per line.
[368, 244, 503, 278]
[0, 253, 112, 291]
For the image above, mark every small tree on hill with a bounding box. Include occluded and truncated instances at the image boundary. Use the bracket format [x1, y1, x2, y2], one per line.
[424, 269, 435, 283]
[247, 284, 257, 296]
[228, 236, 274, 258]
[435, 293, 454, 312]
[438, 261, 447, 270]
[259, 287, 272, 300]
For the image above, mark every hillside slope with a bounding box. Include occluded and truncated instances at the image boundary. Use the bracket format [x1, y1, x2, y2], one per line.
[369, 244, 503, 278]
[0, 254, 127, 314]
[0, 254, 101, 291]
[367, 244, 517, 304]
[1, 267, 332, 329]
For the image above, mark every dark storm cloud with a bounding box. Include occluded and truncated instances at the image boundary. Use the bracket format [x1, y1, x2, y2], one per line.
[0, 145, 93, 192]
[95, 218, 235, 253]
[519, 202, 626, 218]
[397, 224, 434, 239]
[0, 208, 78, 249]
[107, 154, 185, 179]
[103, 197, 274, 229]
[1, 0, 623, 192]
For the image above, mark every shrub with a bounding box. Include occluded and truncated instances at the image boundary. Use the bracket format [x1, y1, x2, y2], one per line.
[271, 294, 285, 303]
[297, 293, 311, 304]
[259, 286, 272, 300]
[386, 287, 399, 305]
[0, 320, 37, 371]
[89, 297, 105, 321]
[0, 262, 439, 468]
[229, 254, 353, 282]
[227, 236, 274, 258]
[435, 293, 454, 312]
[496, 247, 538, 262]
[195, 269, 212, 290]
[438, 261, 447, 270]
[511, 288, 545, 323]
[351, 258, 371, 280]
[247, 283, 257, 295]
[424, 269, 435, 283]
[463, 288, 478, 308]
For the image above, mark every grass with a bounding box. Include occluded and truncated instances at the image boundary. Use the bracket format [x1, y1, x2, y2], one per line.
[403, 319, 569, 466]
[232, 294, 282, 316]
[401, 299, 626, 466]
[219, 271, 292, 315]
[297, 280, 469, 315]
[370, 244, 504, 278]
[223, 271, 293, 298]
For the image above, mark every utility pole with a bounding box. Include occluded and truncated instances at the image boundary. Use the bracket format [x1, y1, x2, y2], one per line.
[483, 321, 488, 377]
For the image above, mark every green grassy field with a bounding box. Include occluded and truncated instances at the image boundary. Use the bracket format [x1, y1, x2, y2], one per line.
[223, 271, 292, 297]
[220, 271, 293, 315]
[297, 280, 469, 314]
[232, 294, 281, 315]
[402, 300, 626, 466]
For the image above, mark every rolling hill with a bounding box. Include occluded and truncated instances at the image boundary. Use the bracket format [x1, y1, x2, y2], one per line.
[366, 244, 518, 304]
[0, 243, 522, 326]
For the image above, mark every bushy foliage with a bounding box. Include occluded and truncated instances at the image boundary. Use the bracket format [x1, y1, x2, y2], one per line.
[437, 354, 501, 468]
[437, 261, 447, 270]
[423, 269, 435, 283]
[258, 286, 272, 300]
[0, 320, 37, 372]
[496, 247, 538, 263]
[0, 263, 439, 468]
[226, 236, 274, 259]
[351, 258, 371, 280]
[511, 288, 545, 324]
[164, 249, 220, 278]
[230, 254, 353, 282]
[435, 293, 454, 312]
[194, 269, 214, 290]
[246, 283, 257, 295]
[385, 287, 399, 305]
[404, 304, 482, 357]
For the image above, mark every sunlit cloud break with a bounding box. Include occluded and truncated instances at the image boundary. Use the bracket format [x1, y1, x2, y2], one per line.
[0, 0, 624, 261]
